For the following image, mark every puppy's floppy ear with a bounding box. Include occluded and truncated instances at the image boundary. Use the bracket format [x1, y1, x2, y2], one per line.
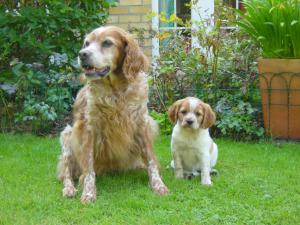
[122, 34, 149, 81]
[168, 99, 184, 123]
[201, 103, 216, 129]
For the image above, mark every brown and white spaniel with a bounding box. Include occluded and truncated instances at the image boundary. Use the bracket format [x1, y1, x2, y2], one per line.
[57, 26, 169, 203]
[168, 97, 218, 185]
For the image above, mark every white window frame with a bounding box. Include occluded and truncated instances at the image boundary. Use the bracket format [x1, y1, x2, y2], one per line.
[152, 0, 214, 59]
[236, 0, 240, 9]
[152, 0, 159, 58]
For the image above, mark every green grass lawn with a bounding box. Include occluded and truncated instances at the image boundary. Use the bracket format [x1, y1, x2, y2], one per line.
[0, 134, 299, 225]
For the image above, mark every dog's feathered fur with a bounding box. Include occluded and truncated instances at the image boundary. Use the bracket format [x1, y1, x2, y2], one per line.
[57, 26, 168, 203]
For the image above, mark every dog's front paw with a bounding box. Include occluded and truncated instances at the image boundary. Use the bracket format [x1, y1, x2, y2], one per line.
[153, 184, 169, 196]
[81, 172, 96, 203]
[175, 170, 184, 179]
[62, 186, 77, 198]
[201, 177, 213, 187]
[81, 192, 96, 204]
[151, 178, 169, 196]
[202, 181, 213, 187]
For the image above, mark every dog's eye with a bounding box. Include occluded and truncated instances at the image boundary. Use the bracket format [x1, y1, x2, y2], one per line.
[195, 112, 202, 117]
[102, 40, 113, 48]
[181, 110, 187, 115]
[84, 41, 90, 47]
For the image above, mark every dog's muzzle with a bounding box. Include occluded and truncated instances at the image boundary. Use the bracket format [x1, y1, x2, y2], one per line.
[79, 50, 110, 78]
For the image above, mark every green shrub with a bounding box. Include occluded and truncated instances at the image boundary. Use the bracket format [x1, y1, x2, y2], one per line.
[214, 96, 264, 140]
[237, 0, 300, 58]
[10, 54, 80, 134]
[0, 1, 112, 70]
[0, 0, 116, 133]
[150, 111, 172, 135]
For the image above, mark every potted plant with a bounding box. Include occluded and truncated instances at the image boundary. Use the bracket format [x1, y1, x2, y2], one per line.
[237, 0, 300, 139]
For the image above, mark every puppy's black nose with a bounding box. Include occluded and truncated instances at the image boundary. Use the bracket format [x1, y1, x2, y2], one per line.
[79, 50, 90, 61]
[186, 120, 194, 125]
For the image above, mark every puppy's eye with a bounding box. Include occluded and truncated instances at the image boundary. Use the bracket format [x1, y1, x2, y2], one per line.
[102, 40, 113, 48]
[181, 110, 187, 115]
[195, 112, 202, 117]
[84, 41, 90, 47]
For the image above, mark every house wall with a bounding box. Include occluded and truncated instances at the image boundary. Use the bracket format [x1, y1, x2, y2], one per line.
[107, 0, 153, 59]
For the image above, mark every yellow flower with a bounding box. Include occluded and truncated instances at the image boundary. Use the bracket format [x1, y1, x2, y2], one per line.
[157, 32, 171, 40]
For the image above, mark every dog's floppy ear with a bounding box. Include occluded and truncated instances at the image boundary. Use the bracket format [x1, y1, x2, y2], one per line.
[122, 34, 149, 81]
[201, 103, 216, 129]
[168, 99, 184, 123]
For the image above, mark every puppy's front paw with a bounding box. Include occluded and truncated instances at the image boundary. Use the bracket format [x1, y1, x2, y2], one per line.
[201, 177, 213, 187]
[81, 192, 96, 204]
[175, 170, 184, 179]
[202, 181, 213, 187]
[62, 186, 77, 198]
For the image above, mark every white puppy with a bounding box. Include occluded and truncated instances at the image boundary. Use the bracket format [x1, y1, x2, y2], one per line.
[168, 97, 218, 186]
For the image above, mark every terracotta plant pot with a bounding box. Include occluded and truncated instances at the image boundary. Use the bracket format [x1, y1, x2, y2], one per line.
[258, 58, 300, 139]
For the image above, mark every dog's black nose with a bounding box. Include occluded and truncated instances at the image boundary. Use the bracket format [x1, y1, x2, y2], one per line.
[186, 120, 194, 125]
[79, 50, 90, 61]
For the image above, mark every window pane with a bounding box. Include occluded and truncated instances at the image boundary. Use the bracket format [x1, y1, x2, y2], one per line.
[223, 0, 243, 9]
[158, 0, 191, 51]
[223, 0, 236, 8]
[176, 0, 190, 24]
[159, 0, 174, 28]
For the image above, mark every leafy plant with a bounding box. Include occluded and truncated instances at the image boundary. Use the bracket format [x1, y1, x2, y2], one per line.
[10, 53, 80, 134]
[0, 0, 116, 133]
[215, 97, 264, 140]
[0, 1, 112, 71]
[150, 111, 172, 135]
[236, 0, 300, 58]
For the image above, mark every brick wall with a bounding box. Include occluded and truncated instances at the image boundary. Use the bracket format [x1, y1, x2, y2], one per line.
[107, 0, 152, 59]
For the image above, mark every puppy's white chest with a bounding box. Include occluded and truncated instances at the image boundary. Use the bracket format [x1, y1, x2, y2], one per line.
[173, 137, 202, 169]
[171, 125, 211, 171]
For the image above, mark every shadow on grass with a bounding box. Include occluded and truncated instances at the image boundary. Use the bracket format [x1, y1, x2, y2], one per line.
[68, 169, 151, 197]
